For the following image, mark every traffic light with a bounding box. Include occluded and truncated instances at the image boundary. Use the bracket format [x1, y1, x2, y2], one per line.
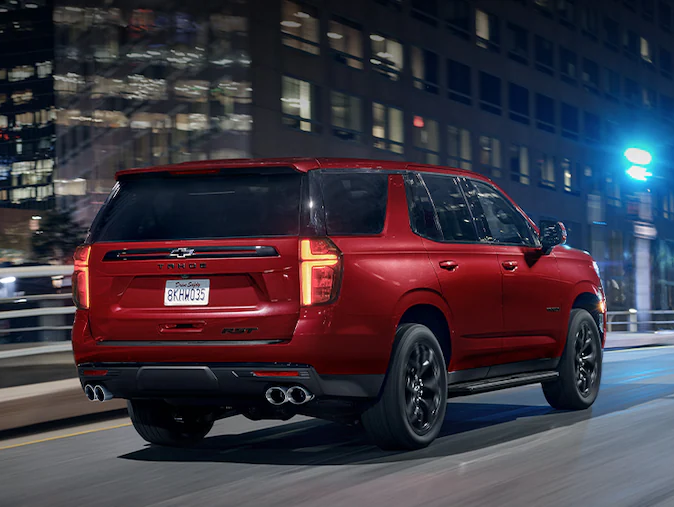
[624, 147, 653, 181]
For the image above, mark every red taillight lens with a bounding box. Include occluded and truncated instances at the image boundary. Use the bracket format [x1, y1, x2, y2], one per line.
[72, 245, 91, 310]
[300, 238, 342, 306]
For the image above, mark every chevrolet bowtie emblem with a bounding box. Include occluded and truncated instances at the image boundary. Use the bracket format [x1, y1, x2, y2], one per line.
[169, 248, 196, 259]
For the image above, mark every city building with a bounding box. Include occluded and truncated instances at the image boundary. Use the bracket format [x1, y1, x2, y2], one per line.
[2, 0, 674, 313]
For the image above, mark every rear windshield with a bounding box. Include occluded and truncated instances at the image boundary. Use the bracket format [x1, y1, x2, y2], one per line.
[90, 170, 302, 242]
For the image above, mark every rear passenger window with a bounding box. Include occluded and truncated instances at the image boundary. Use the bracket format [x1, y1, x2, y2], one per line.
[419, 173, 477, 242]
[320, 171, 388, 235]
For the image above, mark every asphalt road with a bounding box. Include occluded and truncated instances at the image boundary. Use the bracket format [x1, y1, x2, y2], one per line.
[2, 347, 674, 507]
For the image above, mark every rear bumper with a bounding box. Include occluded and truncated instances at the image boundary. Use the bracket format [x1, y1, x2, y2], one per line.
[77, 363, 384, 401]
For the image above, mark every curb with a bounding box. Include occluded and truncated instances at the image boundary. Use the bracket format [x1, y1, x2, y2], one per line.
[0, 379, 125, 432]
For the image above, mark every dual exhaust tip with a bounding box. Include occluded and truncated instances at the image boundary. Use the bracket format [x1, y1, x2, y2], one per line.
[84, 384, 114, 402]
[265, 386, 314, 406]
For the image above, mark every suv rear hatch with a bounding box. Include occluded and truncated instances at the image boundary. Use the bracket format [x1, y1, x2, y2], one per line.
[86, 166, 305, 343]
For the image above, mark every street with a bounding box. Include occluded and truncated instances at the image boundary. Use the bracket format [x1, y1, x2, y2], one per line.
[2, 346, 674, 507]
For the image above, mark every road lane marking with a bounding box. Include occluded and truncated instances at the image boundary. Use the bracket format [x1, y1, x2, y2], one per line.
[0, 422, 132, 451]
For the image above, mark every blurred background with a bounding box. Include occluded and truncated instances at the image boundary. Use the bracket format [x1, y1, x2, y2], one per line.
[1, 0, 674, 357]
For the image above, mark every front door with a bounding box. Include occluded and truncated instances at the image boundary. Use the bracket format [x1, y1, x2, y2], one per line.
[461, 178, 564, 367]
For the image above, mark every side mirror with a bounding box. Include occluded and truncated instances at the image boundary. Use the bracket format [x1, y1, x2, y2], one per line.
[540, 221, 567, 254]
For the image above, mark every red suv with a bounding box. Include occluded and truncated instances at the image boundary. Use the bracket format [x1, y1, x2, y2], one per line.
[72, 158, 606, 450]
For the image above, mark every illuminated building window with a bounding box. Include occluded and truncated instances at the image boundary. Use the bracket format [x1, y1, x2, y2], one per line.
[562, 157, 575, 192]
[131, 113, 171, 130]
[538, 154, 556, 188]
[663, 191, 674, 220]
[281, 0, 319, 55]
[211, 13, 248, 35]
[54, 73, 84, 96]
[370, 33, 403, 81]
[176, 114, 208, 131]
[11, 90, 33, 105]
[212, 81, 252, 107]
[281, 76, 320, 133]
[174, 80, 209, 103]
[411, 47, 439, 94]
[373, 103, 404, 154]
[9, 65, 35, 82]
[16, 112, 34, 127]
[331, 91, 362, 142]
[448, 126, 472, 170]
[0, 116, 7, 129]
[413, 116, 440, 165]
[0, 69, 6, 80]
[641, 37, 654, 64]
[510, 145, 530, 185]
[0, 94, 6, 106]
[125, 75, 167, 101]
[36, 61, 53, 78]
[328, 16, 363, 69]
[479, 135, 502, 178]
[93, 110, 129, 128]
[476, 10, 500, 53]
[92, 77, 124, 98]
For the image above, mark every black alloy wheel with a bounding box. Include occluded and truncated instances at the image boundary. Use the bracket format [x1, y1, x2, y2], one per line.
[404, 341, 443, 435]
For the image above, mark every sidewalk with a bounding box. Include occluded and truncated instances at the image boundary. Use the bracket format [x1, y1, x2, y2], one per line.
[1, 333, 674, 433]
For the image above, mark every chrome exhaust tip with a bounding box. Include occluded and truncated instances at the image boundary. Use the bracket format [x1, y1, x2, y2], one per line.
[287, 386, 314, 405]
[84, 384, 96, 401]
[93, 385, 114, 402]
[265, 386, 288, 406]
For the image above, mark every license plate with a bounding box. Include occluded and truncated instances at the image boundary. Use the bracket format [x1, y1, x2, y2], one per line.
[164, 279, 210, 306]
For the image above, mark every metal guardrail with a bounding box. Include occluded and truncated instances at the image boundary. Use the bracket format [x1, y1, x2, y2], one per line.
[0, 265, 75, 342]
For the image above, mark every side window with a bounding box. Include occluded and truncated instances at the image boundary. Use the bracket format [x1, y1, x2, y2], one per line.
[320, 170, 388, 235]
[404, 172, 442, 241]
[466, 179, 537, 246]
[419, 173, 478, 242]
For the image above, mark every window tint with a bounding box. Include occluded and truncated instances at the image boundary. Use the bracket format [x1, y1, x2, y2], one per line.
[90, 171, 303, 242]
[405, 172, 442, 241]
[320, 171, 388, 235]
[420, 173, 477, 242]
[467, 180, 536, 246]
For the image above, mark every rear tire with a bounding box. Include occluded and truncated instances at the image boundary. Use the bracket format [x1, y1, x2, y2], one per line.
[361, 324, 447, 450]
[543, 309, 602, 410]
[127, 400, 214, 447]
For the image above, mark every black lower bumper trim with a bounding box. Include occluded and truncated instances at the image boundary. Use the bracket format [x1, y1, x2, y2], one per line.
[77, 363, 383, 401]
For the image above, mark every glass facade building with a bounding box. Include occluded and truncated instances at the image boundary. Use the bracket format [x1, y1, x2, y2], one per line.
[3, 0, 674, 313]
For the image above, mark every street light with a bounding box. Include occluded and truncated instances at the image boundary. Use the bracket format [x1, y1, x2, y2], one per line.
[0, 276, 16, 284]
[624, 147, 653, 181]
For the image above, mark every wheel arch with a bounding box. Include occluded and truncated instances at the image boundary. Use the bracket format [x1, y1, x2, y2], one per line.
[392, 289, 453, 367]
[568, 282, 605, 346]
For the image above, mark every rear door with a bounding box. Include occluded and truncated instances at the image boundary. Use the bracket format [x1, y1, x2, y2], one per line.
[407, 172, 503, 373]
[87, 167, 304, 343]
[461, 178, 563, 365]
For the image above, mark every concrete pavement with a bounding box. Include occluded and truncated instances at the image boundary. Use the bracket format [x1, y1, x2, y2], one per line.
[1, 332, 673, 432]
[2, 347, 674, 506]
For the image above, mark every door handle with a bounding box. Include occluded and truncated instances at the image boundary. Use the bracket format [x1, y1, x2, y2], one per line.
[502, 260, 518, 271]
[439, 260, 459, 271]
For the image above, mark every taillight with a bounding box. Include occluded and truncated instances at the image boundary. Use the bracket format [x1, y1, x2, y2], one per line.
[72, 245, 91, 310]
[300, 238, 342, 306]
